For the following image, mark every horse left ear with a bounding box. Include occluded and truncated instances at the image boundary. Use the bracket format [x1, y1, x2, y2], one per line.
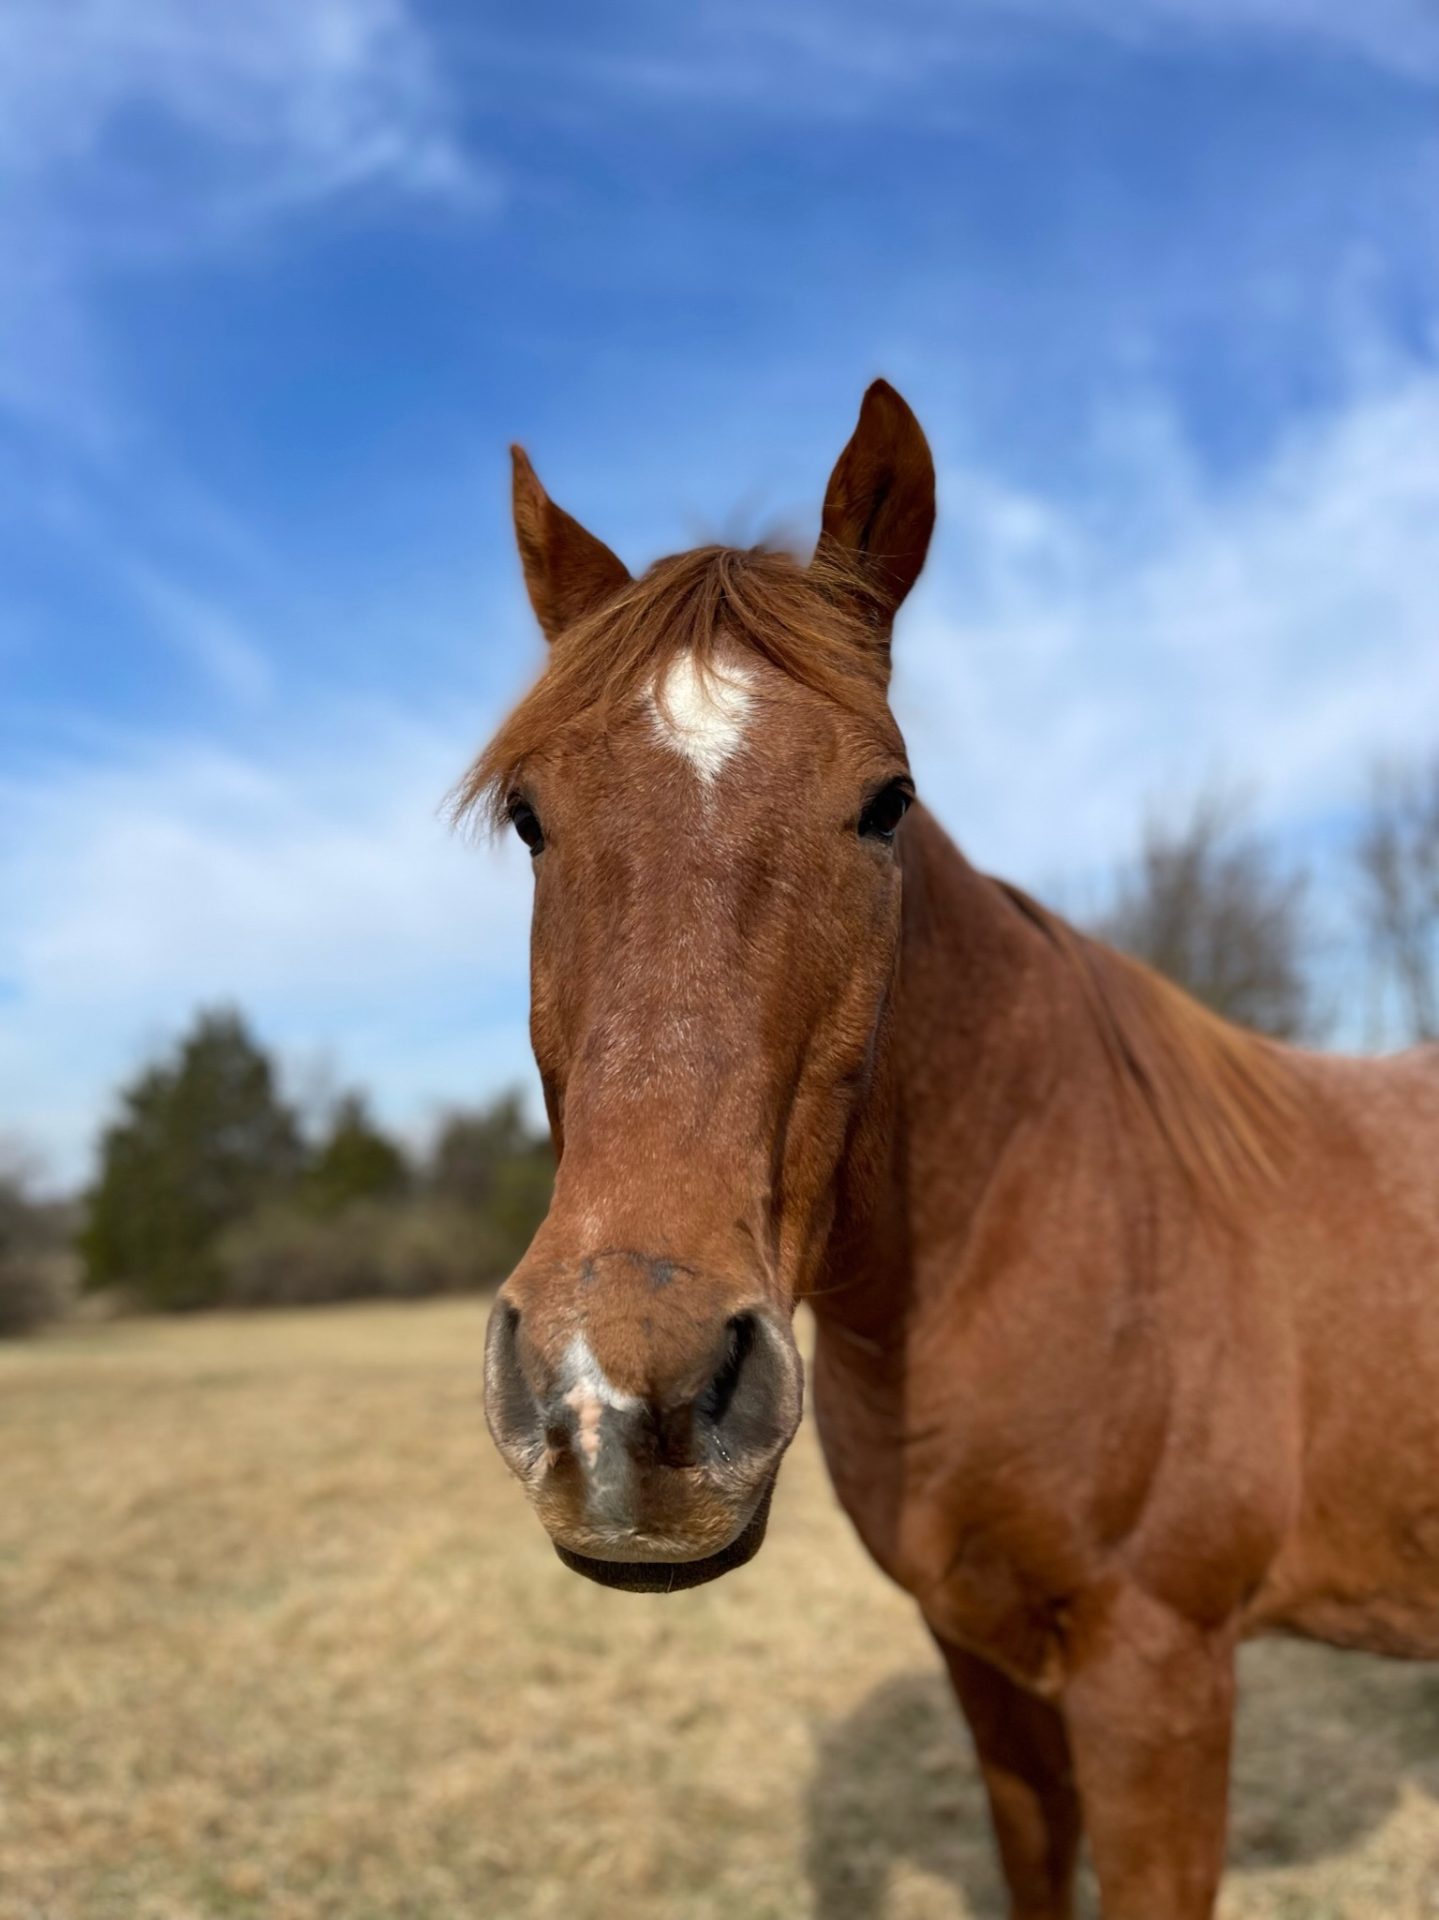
[816, 380, 935, 627]
[511, 446, 631, 644]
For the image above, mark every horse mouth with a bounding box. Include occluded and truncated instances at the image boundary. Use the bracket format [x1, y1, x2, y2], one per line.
[552, 1478, 776, 1593]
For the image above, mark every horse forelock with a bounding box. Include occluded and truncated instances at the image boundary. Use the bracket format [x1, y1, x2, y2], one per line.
[450, 543, 894, 831]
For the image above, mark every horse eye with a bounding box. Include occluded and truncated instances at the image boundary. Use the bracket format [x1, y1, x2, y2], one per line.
[508, 798, 545, 855]
[858, 780, 914, 844]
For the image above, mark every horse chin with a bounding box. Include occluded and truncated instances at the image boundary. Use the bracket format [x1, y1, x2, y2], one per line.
[552, 1478, 776, 1594]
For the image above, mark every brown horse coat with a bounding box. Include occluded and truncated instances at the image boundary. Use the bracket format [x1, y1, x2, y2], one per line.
[472, 382, 1439, 1918]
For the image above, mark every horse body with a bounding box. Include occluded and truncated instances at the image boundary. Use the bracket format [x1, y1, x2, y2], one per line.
[806, 808, 1439, 1913]
[813, 809, 1439, 1680]
[1245, 1045, 1439, 1656]
[473, 383, 1439, 1917]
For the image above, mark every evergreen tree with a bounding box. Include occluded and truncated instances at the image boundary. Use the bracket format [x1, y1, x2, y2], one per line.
[305, 1093, 408, 1214]
[81, 1009, 302, 1309]
[430, 1093, 553, 1270]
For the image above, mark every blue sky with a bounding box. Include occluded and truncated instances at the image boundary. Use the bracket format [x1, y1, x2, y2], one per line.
[3, 1, 1438, 1184]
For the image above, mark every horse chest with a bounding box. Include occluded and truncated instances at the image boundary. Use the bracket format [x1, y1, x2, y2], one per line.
[811, 1328, 1088, 1693]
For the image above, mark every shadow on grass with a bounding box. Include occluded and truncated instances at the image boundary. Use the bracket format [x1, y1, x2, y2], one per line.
[805, 1670, 1009, 1920]
[805, 1641, 1439, 1919]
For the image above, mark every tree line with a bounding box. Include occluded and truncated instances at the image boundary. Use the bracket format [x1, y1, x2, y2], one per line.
[1, 1013, 553, 1332]
[3, 750, 1436, 1336]
[83, 1011, 554, 1313]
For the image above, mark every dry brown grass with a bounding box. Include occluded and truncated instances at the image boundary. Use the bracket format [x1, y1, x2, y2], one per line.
[2, 1301, 1438, 1920]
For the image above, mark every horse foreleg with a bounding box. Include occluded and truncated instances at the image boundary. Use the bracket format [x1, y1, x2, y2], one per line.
[1062, 1585, 1236, 1920]
[934, 1635, 1081, 1920]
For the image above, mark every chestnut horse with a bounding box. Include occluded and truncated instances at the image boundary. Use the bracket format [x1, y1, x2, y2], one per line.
[468, 382, 1439, 1918]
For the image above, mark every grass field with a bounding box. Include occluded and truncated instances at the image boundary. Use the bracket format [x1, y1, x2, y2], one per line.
[3, 1300, 1438, 1920]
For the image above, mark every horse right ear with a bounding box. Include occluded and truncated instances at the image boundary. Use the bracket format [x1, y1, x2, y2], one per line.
[511, 446, 631, 643]
[815, 381, 935, 629]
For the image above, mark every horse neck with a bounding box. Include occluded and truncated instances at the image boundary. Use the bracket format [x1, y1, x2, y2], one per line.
[813, 806, 1070, 1346]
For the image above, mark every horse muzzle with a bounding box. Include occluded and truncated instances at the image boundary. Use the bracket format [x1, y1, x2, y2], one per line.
[484, 1290, 803, 1591]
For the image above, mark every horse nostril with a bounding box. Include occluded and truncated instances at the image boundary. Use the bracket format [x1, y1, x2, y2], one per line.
[484, 1297, 541, 1455]
[693, 1312, 801, 1467]
[697, 1314, 758, 1428]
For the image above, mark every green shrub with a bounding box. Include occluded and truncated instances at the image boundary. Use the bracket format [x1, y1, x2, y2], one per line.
[214, 1200, 518, 1308]
[0, 1172, 74, 1336]
[0, 1252, 69, 1337]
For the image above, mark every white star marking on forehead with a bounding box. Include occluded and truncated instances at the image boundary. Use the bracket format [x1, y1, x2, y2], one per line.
[648, 650, 754, 782]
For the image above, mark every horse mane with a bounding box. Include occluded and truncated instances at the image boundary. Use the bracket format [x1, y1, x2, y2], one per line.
[995, 880, 1301, 1201]
[451, 543, 893, 829]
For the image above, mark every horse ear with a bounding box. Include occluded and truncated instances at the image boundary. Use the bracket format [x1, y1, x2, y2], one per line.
[816, 381, 935, 627]
[511, 446, 631, 643]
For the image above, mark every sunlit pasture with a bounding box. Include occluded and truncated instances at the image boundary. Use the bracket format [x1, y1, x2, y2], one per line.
[3, 1301, 1437, 1920]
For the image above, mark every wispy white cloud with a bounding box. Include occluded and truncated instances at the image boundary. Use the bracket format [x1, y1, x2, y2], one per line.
[563, 0, 1439, 120]
[0, 453, 285, 709]
[0, 0, 491, 789]
[0, 0, 485, 443]
[897, 360, 1439, 884]
[1058, 0, 1439, 84]
[0, 0, 479, 211]
[121, 563, 276, 706]
[0, 705, 533, 1183]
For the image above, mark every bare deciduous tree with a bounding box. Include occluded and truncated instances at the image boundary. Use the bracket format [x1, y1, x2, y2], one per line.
[1092, 789, 1312, 1041]
[1354, 754, 1439, 1044]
